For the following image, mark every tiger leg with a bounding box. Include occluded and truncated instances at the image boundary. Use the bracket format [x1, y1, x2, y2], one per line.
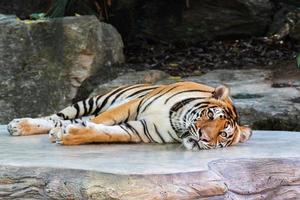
[52, 121, 151, 145]
[7, 116, 93, 136]
[7, 92, 108, 136]
[7, 84, 153, 136]
[49, 99, 142, 142]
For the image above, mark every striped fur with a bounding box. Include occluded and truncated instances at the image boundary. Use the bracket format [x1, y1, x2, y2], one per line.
[7, 82, 252, 150]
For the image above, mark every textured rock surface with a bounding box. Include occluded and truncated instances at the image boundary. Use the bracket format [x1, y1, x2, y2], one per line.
[111, 0, 274, 43]
[90, 70, 168, 97]
[0, 126, 300, 199]
[0, 14, 124, 123]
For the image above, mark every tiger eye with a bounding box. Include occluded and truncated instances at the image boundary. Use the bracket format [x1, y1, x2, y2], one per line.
[208, 110, 214, 119]
[220, 131, 227, 137]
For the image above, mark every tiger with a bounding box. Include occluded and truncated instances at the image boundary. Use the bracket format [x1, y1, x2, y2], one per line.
[7, 82, 252, 150]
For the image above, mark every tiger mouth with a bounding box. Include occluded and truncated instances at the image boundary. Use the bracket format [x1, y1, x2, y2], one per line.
[184, 136, 211, 150]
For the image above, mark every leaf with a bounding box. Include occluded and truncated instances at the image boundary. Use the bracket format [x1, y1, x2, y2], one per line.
[169, 63, 179, 67]
[30, 13, 46, 20]
[169, 76, 182, 81]
[297, 53, 300, 69]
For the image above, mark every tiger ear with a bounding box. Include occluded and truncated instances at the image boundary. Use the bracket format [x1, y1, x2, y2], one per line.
[239, 126, 252, 143]
[212, 85, 229, 100]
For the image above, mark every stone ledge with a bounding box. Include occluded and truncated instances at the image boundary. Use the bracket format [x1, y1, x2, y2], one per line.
[1, 159, 299, 199]
[0, 126, 300, 199]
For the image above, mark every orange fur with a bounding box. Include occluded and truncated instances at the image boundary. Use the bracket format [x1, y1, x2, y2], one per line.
[17, 120, 49, 136]
[8, 81, 252, 149]
[60, 126, 141, 145]
[91, 99, 140, 125]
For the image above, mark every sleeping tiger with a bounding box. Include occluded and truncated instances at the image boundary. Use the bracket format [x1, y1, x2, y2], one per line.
[7, 82, 252, 150]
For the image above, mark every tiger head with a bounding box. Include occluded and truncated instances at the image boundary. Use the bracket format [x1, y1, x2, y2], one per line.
[183, 85, 252, 150]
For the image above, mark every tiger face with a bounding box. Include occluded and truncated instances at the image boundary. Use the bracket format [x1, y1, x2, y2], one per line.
[183, 85, 252, 150]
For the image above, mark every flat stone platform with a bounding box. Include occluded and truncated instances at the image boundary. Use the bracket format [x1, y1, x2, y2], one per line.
[0, 125, 300, 199]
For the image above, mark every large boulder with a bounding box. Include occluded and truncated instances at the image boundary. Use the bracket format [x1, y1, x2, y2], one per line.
[0, 14, 124, 123]
[0, 0, 288, 44]
[111, 0, 274, 43]
[90, 70, 169, 97]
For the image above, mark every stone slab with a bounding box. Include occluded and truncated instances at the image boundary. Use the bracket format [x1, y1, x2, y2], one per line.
[0, 126, 299, 174]
[1, 126, 300, 199]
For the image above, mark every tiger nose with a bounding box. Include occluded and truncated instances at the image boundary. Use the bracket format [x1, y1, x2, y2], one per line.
[200, 131, 211, 142]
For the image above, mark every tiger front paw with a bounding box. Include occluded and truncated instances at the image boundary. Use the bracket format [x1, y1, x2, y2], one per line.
[49, 127, 64, 143]
[7, 118, 52, 136]
[52, 123, 96, 145]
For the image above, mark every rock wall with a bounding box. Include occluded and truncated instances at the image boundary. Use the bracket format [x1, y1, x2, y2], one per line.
[0, 15, 124, 123]
[111, 0, 275, 43]
[3, 0, 300, 44]
[1, 158, 300, 199]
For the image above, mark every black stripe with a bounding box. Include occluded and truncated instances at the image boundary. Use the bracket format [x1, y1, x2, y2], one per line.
[92, 107, 102, 116]
[140, 120, 153, 142]
[183, 104, 208, 122]
[83, 100, 88, 116]
[169, 98, 202, 133]
[153, 124, 165, 143]
[195, 141, 201, 150]
[127, 86, 159, 98]
[95, 95, 103, 104]
[110, 85, 146, 105]
[119, 125, 132, 140]
[180, 131, 190, 139]
[88, 97, 94, 114]
[74, 103, 80, 118]
[57, 112, 67, 120]
[141, 86, 180, 113]
[93, 95, 104, 115]
[92, 86, 128, 115]
[135, 99, 146, 120]
[167, 131, 181, 142]
[171, 98, 202, 113]
[164, 89, 209, 104]
[123, 122, 143, 141]
[138, 88, 164, 113]
[232, 105, 239, 121]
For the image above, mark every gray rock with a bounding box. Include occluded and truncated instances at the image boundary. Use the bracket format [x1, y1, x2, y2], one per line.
[90, 70, 168, 96]
[0, 126, 300, 199]
[112, 0, 274, 43]
[0, 15, 124, 123]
